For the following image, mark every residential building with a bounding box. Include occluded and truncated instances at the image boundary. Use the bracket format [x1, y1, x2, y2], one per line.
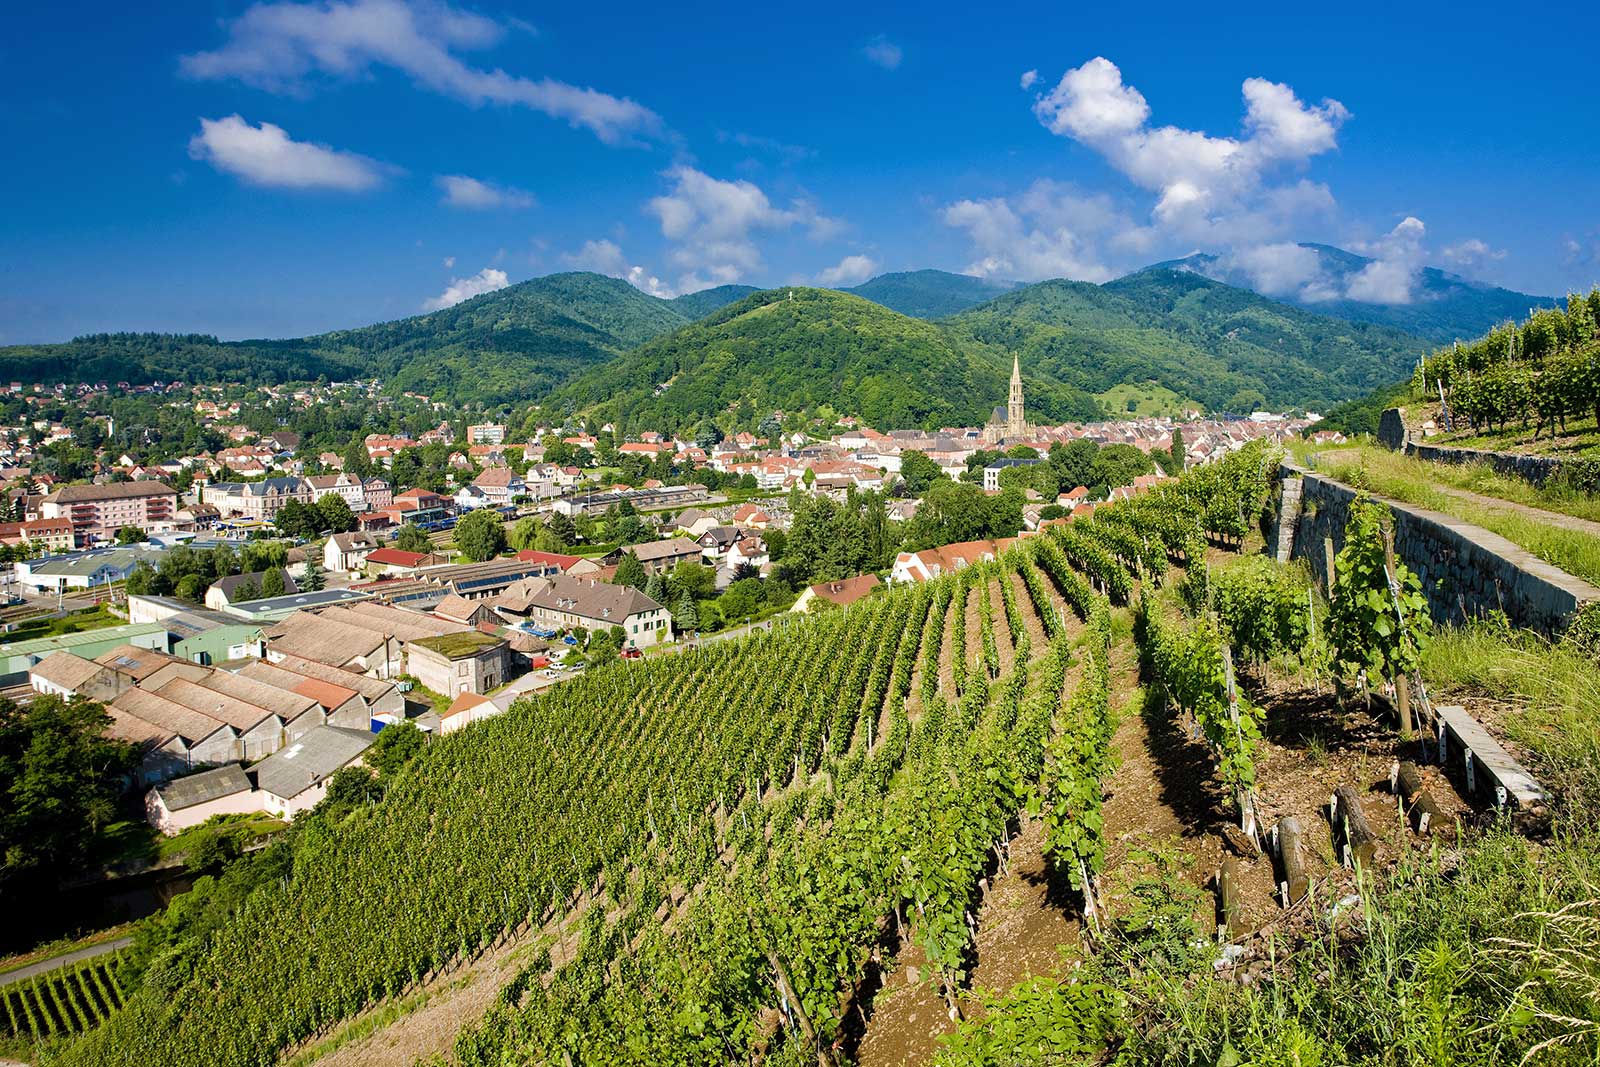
[325, 531, 379, 573]
[205, 570, 299, 610]
[496, 575, 671, 649]
[40, 481, 178, 540]
[625, 537, 704, 575]
[467, 423, 506, 445]
[406, 631, 512, 698]
[792, 574, 883, 612]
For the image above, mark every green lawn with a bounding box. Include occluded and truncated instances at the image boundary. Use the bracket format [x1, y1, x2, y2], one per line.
[4, 605, 127, 643]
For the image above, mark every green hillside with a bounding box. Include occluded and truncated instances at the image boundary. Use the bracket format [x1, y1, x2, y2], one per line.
[947, 269, 1427, 413]
[551, 287, 1102, 433]
[844, 268, 1020, 318]
[669, 284, 760, 319]
[0, 272, 692, 406]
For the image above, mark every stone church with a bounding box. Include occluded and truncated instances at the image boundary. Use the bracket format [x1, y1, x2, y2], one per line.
[981, 355, 1031, 445]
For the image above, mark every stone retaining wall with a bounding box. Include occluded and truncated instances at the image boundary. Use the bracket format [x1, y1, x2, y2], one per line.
[1378, 407, 1570, 486]
[1272, 463, 1600, 636]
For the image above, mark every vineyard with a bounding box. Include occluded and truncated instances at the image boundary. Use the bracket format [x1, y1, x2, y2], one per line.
[1, 955, 124, 1044]
[1417, 288, 1600, 436]
[39, 436, 1598, 1067]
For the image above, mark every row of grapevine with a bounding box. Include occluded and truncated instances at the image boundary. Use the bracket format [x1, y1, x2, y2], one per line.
[2, 955, 124, 1043]
[1136, 596, 1263, 831]
[1416, 290, 1600, 435]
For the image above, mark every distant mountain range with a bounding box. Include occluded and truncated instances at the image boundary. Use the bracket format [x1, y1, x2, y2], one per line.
[1147, 244, 1557, 344]
[0, 245, 1546, 424]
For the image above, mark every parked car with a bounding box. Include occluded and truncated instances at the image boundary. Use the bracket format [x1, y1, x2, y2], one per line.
[620, 647, 642, 660]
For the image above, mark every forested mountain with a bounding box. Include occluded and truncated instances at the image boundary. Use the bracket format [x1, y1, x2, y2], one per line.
[668, 284, 760, 318]
[843, 269, 1021, 318]
[550, 287, 1103, 434]
[1146, 243, 1557, 344]
[945, 269, 1428, 414]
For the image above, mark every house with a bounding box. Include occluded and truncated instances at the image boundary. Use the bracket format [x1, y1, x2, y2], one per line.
[672, 509, 719, 538]
[725, 535, 769, 572]
[496, 575, 672, 649]
[362, 478, 393, 512]
[325, 531, 379, 573]
[144, 764, 258, 835]
[205, 570, 299, 610]
[39, 481, 178, 541]
[431, 594, 499, 628]
[625, 537, 703, 575]
[469, 467, 525, 507]
[252, 725, 374, 819]
[890, 538, 1023, 584]
[202, 477, 311, 522]
[405, 631, 512, 698]
[793, 574, 883, 612]
[467, 423, 506, 445]
[304, 472, 366, 512]
[265, 613, 402, 677]
[731, 504, 772, 530]
[364, 547, 438, 578]
[695, 526, 746, 563]
[439, 691, 498, 735]
[514, 550, 602, 576]
[0, 518, 76, 552]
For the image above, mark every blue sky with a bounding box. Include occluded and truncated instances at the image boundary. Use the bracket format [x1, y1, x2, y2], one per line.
[3, 0, 1597, 343]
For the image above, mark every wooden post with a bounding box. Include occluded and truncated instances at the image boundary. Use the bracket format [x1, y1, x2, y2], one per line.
[1390, 760, 1453, 836]
[1331, 785, 1378, 870]
[1272, 817, 1309, 907]
[1323, 535, 1336, 595]
[1217, 856, 1242, 938]
[768, 949, 836, 1067]
[1380, 523, 1414, 739]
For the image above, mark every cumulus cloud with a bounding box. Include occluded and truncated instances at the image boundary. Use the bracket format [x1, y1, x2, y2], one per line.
[187, 114, 386, 190]
[437, 174, 534, 209]
[645, 166, 838, 291]
[942, 180, 1134, 282]
[862, 36, 903, 70]
[816, 254, 879, 286]
[1440, 237, 1506, 273]
[561, 239, 676, 298]
[181, 0, 662, 145]
[1213, 242, 1336, 301]
[1346, 217, 1427, 304]
[422, 266, 508, 310]
[442, 255, 455, 268]
[1019, 69, 1039, 90]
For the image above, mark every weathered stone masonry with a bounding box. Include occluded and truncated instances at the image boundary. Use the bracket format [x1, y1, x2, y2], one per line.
[1269, 463, 1599, 636]
[1380, 407, 1566, 485]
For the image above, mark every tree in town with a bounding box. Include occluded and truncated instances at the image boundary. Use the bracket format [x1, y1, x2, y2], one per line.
[231, 578, 262, 604]
[547, 512, 578, 547]
[114, 525, 146, 544]
[275, 499, 316, 539]
[0, 694, 136, 910]
[673, 595, 699, 635]
[394, 524, 431, 554]
[899, 449, 943, 497]
[301, 557, 325, 592]
[175, 573, 205, 602]
[365, 721, 426, 779]
[454, 509, 507, 562]
[614, 551, 647, 591]
[260, 567, 287, 598]
[315, 495, 356, 534]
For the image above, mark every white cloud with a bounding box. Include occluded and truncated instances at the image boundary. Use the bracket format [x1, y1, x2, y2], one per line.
[422, 266, 508, 310]
[442, 255, 454, 268]
[438, 174, 534, 209]
[942, 180, 1128, 282]
[1019, 69, 1039, 90]
[187, 114, 386, 190]
[1030, 57, 1347, 247]
[862, 36, 903, 70]
[561, 239, 676, 298]
[181, 0, 661, 145]
[1346, 216, 1427, 304]
[1219, 242, 1327, 299]
[645, 166, 838, 292]
[1441, 237, 1506, 273]
[816, 254, 879, 286]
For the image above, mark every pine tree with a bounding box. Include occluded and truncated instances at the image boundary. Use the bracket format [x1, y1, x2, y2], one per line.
[673, 595, 698, 635]
[614, 551, 647, 590]
[302, 558, 325, 592]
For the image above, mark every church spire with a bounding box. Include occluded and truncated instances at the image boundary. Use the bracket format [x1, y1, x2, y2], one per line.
[1007, 354, 1026, 438]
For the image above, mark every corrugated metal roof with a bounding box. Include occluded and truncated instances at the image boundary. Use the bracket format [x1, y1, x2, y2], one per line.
[153, 764, 251, 811]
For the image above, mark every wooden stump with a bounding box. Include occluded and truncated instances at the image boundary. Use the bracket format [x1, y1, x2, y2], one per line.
[1272, 817, 1310, 907]
[1390, 760, 1454, 836]
[1331, 785, 1378, 870]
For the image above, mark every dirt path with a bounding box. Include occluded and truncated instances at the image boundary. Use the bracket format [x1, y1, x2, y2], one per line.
[0, 937, 130, 988]
[987, 579, 1015, 677]
[935, 594, 958, 704]
[1008, 571, 1049, 651]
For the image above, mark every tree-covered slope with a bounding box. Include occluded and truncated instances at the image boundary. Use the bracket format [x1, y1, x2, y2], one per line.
[844, 269, 1020, 319]
[669, 284, 760, 319]
[946, 269, 1428, 413]
[551, 287, 1101, 433]
[0, 273, 692, 406]
[1147, 244, 1558, 344]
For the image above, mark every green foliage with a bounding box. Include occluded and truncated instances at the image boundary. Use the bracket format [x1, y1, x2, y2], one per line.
[552, 287, 1101, 433]
[1041, 599, 1114, 892]
[113, 525, 145, 544]
[259, 567, 286, 599]
[946, 270, 1427, 413]
[613, 551, 646, 590]
[0, 695, 135, 914]
[779, 487, 898, 585]
[898, 449, 944, 496]
[314, 495, 356, 534]
[0, 954, 125, 1041]
[393, 524, 430, 554]
[453, 510, 506, 562]
[1204, 555, 1316, 664]
[1327, 497, 1431, 684]
[902, 481, 1021, 553]
[936, 973, 1120, 1066]
[365, 722, 426, 779]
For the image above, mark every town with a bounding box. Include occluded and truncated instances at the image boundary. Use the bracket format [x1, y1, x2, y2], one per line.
[0, 365, 1320, 836]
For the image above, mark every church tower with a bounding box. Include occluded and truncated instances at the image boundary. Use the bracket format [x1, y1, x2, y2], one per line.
[1006, 354, 1026, 439]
